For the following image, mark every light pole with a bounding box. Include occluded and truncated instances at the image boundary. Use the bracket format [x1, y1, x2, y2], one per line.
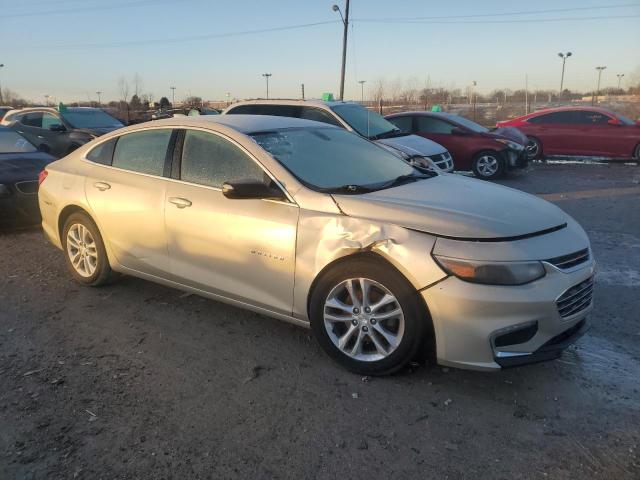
[262, 73, 272, 99]
[301, 83, 305, 100]
[170, 86, 176, 106]
[332, 1, 350, 100]
[358, 80, 366, 103]
[471, 81, 477, 121]
[593, 66, 606, 105]
[616, 73, 625, 91]
[44, 94, 51, 107]
[96, 91, 102, 107]
[225, 92, 231, 106]
[0, 64, 4, 104]
[557, 52, 572, 99]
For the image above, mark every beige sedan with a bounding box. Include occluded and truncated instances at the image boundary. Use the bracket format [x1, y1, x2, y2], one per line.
[38, 115, 594, 374]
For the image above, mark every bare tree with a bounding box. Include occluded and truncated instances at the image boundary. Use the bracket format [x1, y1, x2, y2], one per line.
[370, 78, 387, 104]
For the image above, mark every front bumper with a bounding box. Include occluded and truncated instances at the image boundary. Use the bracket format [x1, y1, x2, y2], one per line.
[503, 148, 528, 169]
[421, 260, 595, 371]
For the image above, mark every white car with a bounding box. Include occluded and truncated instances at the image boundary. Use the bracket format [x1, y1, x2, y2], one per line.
[222, 100, 454, 172]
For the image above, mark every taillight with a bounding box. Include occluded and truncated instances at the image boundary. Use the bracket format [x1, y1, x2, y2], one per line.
[38, 170, 48, 188]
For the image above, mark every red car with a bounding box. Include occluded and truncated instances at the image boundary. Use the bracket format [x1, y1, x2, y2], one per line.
[385, 111, 528, 180]
[497, 106, 640, 162]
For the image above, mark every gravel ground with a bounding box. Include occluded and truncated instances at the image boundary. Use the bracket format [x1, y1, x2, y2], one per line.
[1, 163, 639, 479]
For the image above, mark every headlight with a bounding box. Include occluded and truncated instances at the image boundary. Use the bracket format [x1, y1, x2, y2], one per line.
[433, 255, 545, 285]
[495, 138, 524, 151]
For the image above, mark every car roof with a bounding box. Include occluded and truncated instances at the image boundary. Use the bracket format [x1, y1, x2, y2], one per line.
[528, 106, 617, 117]
[226, 99, 359, 109]
[139, 114, 340, 134]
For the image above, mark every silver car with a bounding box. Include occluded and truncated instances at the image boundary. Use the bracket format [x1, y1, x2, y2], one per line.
[38, 115, 594, 375]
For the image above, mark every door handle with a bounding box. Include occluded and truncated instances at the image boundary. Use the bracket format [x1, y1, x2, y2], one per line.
[93, 182, 111, 191]
[17, 130, 24, 134]
[37, 135, 45, 139]
[168, 197, 192, 209]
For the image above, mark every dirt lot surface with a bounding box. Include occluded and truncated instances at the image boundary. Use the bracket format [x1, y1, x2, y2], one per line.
[1, 163, 639, 479]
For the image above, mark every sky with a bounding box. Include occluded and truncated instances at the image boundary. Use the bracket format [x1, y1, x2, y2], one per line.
[1, 0, 639, 104]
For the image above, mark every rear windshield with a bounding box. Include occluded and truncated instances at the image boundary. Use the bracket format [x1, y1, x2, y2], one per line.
[0, 131, 37, 153]
[62, 110, 123, 129]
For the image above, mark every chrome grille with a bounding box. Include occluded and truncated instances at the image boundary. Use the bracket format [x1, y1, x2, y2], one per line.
[556, 277, 594, 318]
[546, 248, 589, 270]
[15, 180, 38, 195]
[428, 152, 454, 171]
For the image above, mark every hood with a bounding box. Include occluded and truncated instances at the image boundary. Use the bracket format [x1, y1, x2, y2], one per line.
[332, 174, 567, 240]
[0, 151, 56, 183]
[489, 126, 527, 145]
[376, 134, 447, 157]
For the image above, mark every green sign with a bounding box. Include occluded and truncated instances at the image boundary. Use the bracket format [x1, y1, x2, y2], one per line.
[431, 104, 442, 112]
[322, 93, 334, 102]
[58, 102, 68, 113]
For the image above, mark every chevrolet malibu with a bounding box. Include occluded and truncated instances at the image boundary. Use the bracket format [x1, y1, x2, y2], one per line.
[38, 115, 595, 375]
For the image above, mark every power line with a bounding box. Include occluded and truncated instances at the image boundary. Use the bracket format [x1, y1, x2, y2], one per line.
[354, 14, 640, 25]
[15, 20, 341, 51]
[356, 3, 640, 22]
[1, 0, 179, 18]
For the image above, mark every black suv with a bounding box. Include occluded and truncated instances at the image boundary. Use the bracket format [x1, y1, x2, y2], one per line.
[7, 107, 123, 158]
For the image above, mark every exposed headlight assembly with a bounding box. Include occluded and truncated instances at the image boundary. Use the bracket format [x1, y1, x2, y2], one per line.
[495, 138, 524, 151]
[433, 255, 545, 285]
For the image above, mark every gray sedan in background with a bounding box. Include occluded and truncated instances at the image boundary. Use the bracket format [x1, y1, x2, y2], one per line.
[38, 115, 594, 374]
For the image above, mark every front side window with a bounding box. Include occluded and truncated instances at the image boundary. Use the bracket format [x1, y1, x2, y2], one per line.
[575, 111, 611, 125]
[330, 104, 399, 139]
[0, 131, 37, 153]
[20, 112, 44, 128]
[42, 113, 61, 129]
[181, 130, 265, 188]
[415, 116, 456, 134]
[112, 129, 172, 176]
[251, 127, 416, 191]
[298, 107, 342, 126]
[528, 111, 577, 124]
[387, 116, 413, 133]
[61, 109, 123, 129]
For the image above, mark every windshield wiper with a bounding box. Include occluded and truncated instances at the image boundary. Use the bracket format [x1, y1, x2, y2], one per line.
[320, 184, 374, 194]
[377, 173, 434, 190]
[369, 128, 404, 140]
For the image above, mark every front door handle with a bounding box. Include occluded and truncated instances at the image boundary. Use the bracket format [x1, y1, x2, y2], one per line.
[168, 197, 192, 209]
[93, 182, 111, 191]
[37, 135, 45, 139]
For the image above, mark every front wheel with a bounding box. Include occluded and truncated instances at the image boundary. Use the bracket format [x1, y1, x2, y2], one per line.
[472, 151, 505, 180]
[525, 137, 543, 161]
[634, 144, 640, 165]
[309, 256, 428, 375]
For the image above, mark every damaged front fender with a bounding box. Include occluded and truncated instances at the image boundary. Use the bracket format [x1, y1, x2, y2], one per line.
[292, 210, 446, 320]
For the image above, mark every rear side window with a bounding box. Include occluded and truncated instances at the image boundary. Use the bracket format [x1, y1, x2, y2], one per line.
[86, 138, 117, 165]
[112, 129, 172, 176]
[180, 130, 265, 188]
[527, 111, 577, 124]
[387, 116, 413, 133]
[415, 116, 456, 134]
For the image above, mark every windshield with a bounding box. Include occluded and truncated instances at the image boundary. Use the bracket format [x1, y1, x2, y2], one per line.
[62, 109, 123, 129]
[251, 127, 419, 192]
[331, 104, 400, 139]
[0, 131, 37, 154]
[440, 113, 489, 133]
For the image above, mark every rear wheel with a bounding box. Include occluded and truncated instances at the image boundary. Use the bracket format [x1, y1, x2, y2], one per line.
[310, 256, 428, 375]
[62, 212, 117, 286]
[472, 151, 505, 180]
[525, 137, 542, 161]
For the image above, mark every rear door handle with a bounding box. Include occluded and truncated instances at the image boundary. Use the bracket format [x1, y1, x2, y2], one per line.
[93, 182, 111, 191]
[168, 197, 192, 209]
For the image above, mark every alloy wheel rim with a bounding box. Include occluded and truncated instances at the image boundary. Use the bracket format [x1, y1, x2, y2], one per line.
[477, 155, 499, 176]
[323, 278, 405, 362]
[526, 140, 539, 159]
[66, 224, 98, 278]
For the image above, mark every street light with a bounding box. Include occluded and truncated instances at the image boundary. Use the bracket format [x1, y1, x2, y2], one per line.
[332, 1, 350, 101]
[557, 52, 572, 99]
[616, 73, 625, 91]
[0, 64, 4, 104]
[262, 73, 272, 99]
[96, 91, 102, 107]
[170, 86, 176, 105]
[44, 94, 51, 107]
[225, 92, 231, 106]
[593, 66, 606, 105]
[358, 80, 366, 103]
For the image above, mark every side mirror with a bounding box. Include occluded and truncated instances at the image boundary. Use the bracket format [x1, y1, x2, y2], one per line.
[222, 179, 286, 200]
[451, 127, 466, 135]
[49, 124, 66, 132]
[607, 119, 621, 126]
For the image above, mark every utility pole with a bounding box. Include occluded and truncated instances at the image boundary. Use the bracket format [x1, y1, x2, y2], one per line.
[262, 73, 272, 99]
[471, 81, 477, 122]
[616, 73, 625, 91]
[332, 1, 350, 100]
[170, 86, 176, 106]
[301, 83, 305, 100]
[593, 66, 606, 105]
[557, 52, 572, 99]
[525, 74, 529, 114]
[96, 91, 102, 107]
[0, 64, 4, 104]
[358, 80, 366, 103]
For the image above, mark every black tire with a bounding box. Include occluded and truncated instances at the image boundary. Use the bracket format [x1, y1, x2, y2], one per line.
[525, 136, 543, 161]
[62, 212, 117, 286]
[634, 144, 640, 165]
[309, 255, 429, 376]
[471, 150, 505, 180]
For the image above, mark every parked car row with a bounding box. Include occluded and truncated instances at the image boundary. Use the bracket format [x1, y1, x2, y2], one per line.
[35, 114, 595, 375]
